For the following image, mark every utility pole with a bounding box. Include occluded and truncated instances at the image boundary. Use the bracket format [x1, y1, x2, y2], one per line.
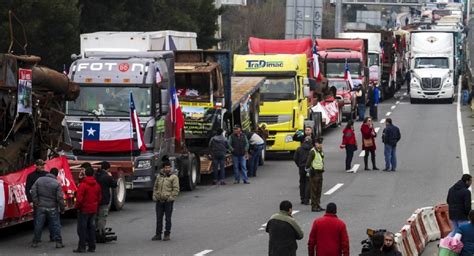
[335, 0, 342, 36]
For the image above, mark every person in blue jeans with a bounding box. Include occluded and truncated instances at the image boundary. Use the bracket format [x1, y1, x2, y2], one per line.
[448, 174, 472, 236]
[247, 132, 265, 177]
[209, 128, 229, 185]
[456, 210, 474, 256]
[228, 125, 250, 184]
[382, 118, 401, 171]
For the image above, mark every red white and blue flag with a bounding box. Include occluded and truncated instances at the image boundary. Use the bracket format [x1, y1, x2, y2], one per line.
[169, 87, 184, 142]
[344, 62, 354, 90]
[312, 45, 322, 82]
[130, 92, 146, 152]
[82, 121, 132, 153]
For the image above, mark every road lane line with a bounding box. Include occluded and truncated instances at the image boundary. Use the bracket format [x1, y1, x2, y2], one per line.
[194, 250, 213, 256]
[386, 112, 391, 116]
[359, 150, 365, 157]
[457, 78, 470, 174]
[324, 183, 344, 195]
[375, 127, 380, 133]
[380, 118, 386, 124]
[396, 101, 400, 104]
[391, 105, 396, 110]
[351, 164, 360, 173]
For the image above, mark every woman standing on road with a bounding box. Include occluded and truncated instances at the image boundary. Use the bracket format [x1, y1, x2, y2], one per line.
[340, 120, 357, 173]
[361, 117, 379, 171]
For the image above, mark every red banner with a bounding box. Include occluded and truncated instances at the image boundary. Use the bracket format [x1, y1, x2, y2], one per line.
[0, 156, 77, 220]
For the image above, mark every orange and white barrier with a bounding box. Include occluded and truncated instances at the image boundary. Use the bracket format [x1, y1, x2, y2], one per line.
[407, 214, 424, 254]
[401, 224, 419, 256]
[419, 206, 441, 242]
[434, 204, 452, 238]
[395, 232, 410, 256]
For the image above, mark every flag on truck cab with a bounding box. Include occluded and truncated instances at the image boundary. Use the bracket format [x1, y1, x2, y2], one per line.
[82, 121, 132, 152]
[169, 87, 184, 142]
[312, 45, 322, 82]
[344, 62, 354, 90]
[130, 92, 146, 152]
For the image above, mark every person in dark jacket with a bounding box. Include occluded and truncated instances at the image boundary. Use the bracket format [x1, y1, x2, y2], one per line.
[382, 232, 401, 256]
[74, 166, 102, 253]
[361, 117, 379, 171]
[457, 210, 474, 256]
[405, 71, 411, 94]
[266, 200, 304, 256]
[94, 161, 117, 241]
[228, 125, 250, 184]
[356, 86, 366, 121]
[26, 159, 48, 204]
[210, 128, 229, 185]
[293, 126, 316, 144]
[308, 203, 349, 256]
[367, 82, 380, 121]
[382, 118, 401, 171]
[341, 120, 357, 172]
[447, 174, 472, 235]
[293, 137, 312, 205]
[30, 168, 65, 249]
[359, 232, 384, 256]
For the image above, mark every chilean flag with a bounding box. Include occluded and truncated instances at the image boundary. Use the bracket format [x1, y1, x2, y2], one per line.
[344, 62, 354, 90]
[170, 87, 184, 142]
[312, 45, 322, 82]
[130, 92, 146, 152]
[82, 122, 132, 153]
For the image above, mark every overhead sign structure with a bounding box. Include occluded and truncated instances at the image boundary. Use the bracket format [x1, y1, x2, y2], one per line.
[285, 0, 323, 39]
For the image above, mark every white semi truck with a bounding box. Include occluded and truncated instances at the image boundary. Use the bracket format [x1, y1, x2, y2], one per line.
[409, 31, 455, 103]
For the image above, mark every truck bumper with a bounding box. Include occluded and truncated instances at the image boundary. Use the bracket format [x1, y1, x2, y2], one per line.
[410, 88, 454, 99]
[342, 104, 352, 116]
[131, 168, 155, 191]
[266, 132, 300, 152]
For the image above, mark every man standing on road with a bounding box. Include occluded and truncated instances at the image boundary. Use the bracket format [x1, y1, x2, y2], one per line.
[228, 125, 250, 184]
[74, 166, 101, 253]
[94, 161, 117, 242]
[30, 168, 65, 249]
[26, 159, 48, 205]
[293, 126, 316, 144]
[152, 159, 179, 241]
[382, 118, 401, 171]
[367, 82, 380, 121]
[305, 137, 325, 212]
[447, 174, 472, 235]
[247, 131, 265, 177]
[356, 86, 366, 121]
[266, 200, 304, 256]
[209, 128, 229, 185]
[308, 203, 350, 256]
[293, 136, 312, 205]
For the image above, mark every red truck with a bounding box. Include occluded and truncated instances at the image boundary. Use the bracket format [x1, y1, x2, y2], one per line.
[316, 39, 369, 120]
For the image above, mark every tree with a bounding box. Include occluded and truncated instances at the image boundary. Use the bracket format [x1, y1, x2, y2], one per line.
[0, 0, 80, 70]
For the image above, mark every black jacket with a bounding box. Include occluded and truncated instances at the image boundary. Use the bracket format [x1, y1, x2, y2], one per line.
[209, 134, 228, 157]
[383, 248, 402, 256]
[447, 180, 472, 221]
[356, 89, 366, 104]
[26, 169, 47, 203]
[266, 211, 304, 256]
[359, 249, 384, 256]
[294, 142, 312, 168]
[95, 169, 118, 206]
[382, 124, 401, 147]
[228, 133, 249, 156]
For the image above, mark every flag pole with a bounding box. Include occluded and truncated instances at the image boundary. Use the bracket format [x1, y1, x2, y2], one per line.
[129, 91, 134, 172]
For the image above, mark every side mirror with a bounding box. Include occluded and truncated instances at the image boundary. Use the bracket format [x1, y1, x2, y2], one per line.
[303, 86, 311, 97]
[303, 77, 309, 85]
[308, 78, 317, 91]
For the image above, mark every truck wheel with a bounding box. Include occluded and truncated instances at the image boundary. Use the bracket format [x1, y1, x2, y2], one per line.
[314, 113, 323, 137]
[410, 98, 418, 104]
[111, 177, 126, 211]
[182, 155, 199, 191]
[259, 147, 265, 166]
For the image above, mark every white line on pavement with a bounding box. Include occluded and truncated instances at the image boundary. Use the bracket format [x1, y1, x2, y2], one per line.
[324, 183, 344, 195]
[457, 78, 470, 174]
[194, 250, 213, 256]
[380, 118, 386, 124]
[386, 112, 391, 116]
[375, 127, 380, 133]
[351, 164, 360, 173]
[359, 150, 365, 157]
[396, 101, 400, 104]
[403, 92, 407, 96]
[391, 105, 396, 110]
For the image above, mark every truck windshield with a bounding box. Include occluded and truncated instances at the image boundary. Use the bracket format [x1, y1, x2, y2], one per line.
[326, 62, 360, 78]
[66, 86, 151, 116]
[368, 53, 379, 67]
[328, 80, 348, 90]
[175, 72, 215, 102]
[414, 57, 449, 69]
[260, 77, 296, 101]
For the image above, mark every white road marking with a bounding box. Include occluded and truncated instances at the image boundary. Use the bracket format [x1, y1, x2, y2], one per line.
[351, 164, 360, 173]
[375, 127, 380, 133]
[380, 118, 386, 124]
[391, 105, 396, 110]
[386, 112, 392, 116]
[396, 101, 400, 104]
[403, 92, 407, 96]
[456, 77, 470, 174]
[194, 250, 213, 256]
[324, 183, 344, 195]
[359, 150, 365, 157]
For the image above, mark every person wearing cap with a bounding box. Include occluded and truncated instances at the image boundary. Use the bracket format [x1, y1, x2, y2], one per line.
[26, 159, 48, 204]
[305, 137, 325, 212]
[228, 125, 250, 184]
[94, 161, 117, 242]
[308, 203, 350, 256]
[293, 136, 312, 205]
[152, 158, 179, 241]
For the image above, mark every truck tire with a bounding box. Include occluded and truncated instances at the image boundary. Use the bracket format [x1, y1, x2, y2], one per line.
[182, 155, 199, 191]
[313, 112, 323, 138]
[111, 177, 126, 211]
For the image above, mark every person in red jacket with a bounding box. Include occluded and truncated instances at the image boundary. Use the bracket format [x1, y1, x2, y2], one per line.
[308, 202, 349, 256]
[73, 165, 101, 253]
[340, 120, 357, 173]
[360, 117, 379, 171]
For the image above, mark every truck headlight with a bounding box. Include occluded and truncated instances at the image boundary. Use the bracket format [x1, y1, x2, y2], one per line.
[137, 160, 152, 169]
[411, 78, 420, 88]
[285, 135, 293, 143]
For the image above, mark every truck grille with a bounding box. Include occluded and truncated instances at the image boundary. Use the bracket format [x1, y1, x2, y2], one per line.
[259, 115, 279, 124]
[421, 78, 442, 90]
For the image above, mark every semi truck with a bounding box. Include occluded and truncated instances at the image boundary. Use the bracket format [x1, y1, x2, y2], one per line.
[173, 50, 264, 174]
[316, 39, 368, 119]
[408, 31, 455, 103]
[338, 31, 397, 100]
[233, 37, 342, 153]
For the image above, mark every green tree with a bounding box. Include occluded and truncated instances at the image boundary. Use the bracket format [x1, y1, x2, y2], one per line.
[0, 0, 80, 70]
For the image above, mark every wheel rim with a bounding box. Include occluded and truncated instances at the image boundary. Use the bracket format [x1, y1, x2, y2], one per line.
[117, 178, 125, 203]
